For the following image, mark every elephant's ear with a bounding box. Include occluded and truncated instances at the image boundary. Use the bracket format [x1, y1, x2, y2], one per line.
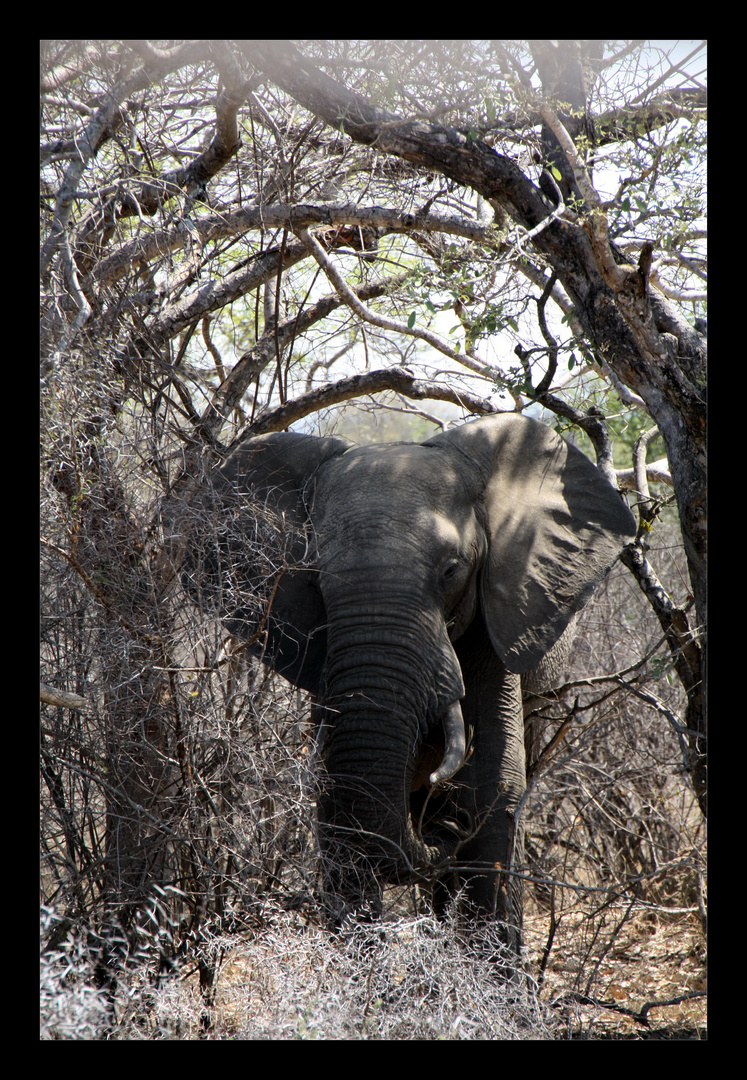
[425, 415, 636, 674]
[183, 431, 351, 693]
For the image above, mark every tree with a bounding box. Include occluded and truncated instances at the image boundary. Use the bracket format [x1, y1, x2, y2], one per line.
[40, 40, 706, 1003]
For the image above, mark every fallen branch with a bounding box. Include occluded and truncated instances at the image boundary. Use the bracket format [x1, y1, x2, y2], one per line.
[567, 988, 706, 1029]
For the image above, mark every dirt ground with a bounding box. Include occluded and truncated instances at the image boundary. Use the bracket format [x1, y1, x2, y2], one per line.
[522, 906, 707, 1039]
[181, 904, 707, 1040]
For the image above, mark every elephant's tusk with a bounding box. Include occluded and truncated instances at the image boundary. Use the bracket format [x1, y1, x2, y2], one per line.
[429, 700, 467, 785]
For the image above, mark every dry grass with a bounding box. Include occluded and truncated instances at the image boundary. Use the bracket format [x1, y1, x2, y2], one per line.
[41, 899, 706, 1040]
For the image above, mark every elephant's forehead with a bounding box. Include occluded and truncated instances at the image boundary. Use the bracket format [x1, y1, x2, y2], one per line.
[316, 444, 470, 541]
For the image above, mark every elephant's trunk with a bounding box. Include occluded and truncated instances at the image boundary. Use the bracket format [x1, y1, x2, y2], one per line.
[317, 596, 466, 905]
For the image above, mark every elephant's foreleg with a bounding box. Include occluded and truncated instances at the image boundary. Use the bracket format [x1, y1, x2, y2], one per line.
[453, 617, 527, 950]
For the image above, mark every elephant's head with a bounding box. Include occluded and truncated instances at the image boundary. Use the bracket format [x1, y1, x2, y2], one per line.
[183, 415, 636, 923]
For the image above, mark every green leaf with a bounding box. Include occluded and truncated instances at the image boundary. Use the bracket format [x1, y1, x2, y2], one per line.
[407, 311, 417, 329]
[551, 165, 563, 182]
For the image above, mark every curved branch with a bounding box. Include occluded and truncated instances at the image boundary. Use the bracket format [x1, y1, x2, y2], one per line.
[238, 366, 500, 438]
[242, 40, 549, 227]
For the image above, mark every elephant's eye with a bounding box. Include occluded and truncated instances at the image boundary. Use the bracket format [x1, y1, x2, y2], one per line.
[440, 558, 461, 587]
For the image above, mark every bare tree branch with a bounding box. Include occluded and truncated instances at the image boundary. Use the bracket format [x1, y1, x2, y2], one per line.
[93, 203, 496, 289]
[616, 458, 672, 490]
[40, 683, 89, 712]
[241, 366, 501, 437]
[296, 225, 493, 377]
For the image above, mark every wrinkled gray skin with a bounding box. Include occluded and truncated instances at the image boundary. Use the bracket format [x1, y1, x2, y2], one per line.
[185, 415, 636, 947]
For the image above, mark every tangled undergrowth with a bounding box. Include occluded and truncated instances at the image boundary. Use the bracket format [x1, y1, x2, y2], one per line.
[41, 899, 705, 1040]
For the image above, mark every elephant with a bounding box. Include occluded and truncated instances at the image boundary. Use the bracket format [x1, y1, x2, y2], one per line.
[182, 414, 636, 947]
